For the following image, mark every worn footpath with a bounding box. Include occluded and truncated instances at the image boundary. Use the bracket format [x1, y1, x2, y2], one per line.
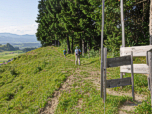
[39, 48, 148, 114]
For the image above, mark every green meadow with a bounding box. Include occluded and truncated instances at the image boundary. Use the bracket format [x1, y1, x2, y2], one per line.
[0, 50, 24, 63]
[0, 46, 151, 114]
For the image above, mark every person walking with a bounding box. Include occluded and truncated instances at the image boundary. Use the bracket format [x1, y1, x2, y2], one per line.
[75, 46, 81, 65]
[63, 49, 66, 58]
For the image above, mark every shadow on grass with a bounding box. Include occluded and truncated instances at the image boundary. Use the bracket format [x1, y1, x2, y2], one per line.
[82, 60, 97, 65]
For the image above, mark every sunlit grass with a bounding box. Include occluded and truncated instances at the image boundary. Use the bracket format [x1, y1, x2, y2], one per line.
[0, 46, 151, 114]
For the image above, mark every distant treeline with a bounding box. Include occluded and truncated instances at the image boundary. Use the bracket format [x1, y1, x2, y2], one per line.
[10, 43, 42, 50]
[22, 48, 37, 52]
[10, 43, 41, 47]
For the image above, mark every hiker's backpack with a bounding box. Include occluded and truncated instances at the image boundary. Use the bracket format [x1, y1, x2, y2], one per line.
[63, 50, 66, 54]
[76, 49, 80, 55]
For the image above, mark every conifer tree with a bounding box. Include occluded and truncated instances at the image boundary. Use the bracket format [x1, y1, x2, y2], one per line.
[35, 0, 150, 56]
[59, 0, 98, 54]
[35, 0, 48, 46]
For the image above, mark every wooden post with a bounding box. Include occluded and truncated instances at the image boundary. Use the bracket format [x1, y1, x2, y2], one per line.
[121, 0, 125, 47]
[103, 48, 107, 102]
[103, 48, 107, 114]
[149, 0, 152, 109]
[148, 51, 152, 109]
[146, 51, 151, 91]
[150, 0, 152, 45]
[131, 51, 135, 101]
[120, 45, 123, 89]
[101, 0, 105, 98]
[120, 0, 125, 89]
[146, 51, 149, 65]
[120, 73, 123, 89]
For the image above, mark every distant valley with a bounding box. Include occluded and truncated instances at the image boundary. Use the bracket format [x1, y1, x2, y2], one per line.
[0, 33, 41, 44]
[0, 33, 42, 49]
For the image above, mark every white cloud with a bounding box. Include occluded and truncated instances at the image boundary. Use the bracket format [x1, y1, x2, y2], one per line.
[0, 23, 38, 35]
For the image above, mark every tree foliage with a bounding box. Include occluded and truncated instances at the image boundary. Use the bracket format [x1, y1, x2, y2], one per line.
[35, 0, 150, 57]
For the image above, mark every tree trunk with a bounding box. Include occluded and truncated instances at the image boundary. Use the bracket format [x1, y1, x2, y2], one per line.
[58, 40, 59, 47]
[89, 38, 92, 50]
[87, 42, 90, 58]
[67, 35, 70, 54]
[71, 37, 73, 54]
[55, 40, 56, 46]
[80, 34, 82, 51]
[84, 41, 87, 53]
[82, 39, 84, 56]
[99, 48, 101, 61]
[69, 38, 71, 53]
[58, 37, 59, 47]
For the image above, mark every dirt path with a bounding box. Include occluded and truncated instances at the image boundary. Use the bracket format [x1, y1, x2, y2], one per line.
[39, 73, 76, 114]
[39, 47, 148, 114]
[39, 48, 76, 114]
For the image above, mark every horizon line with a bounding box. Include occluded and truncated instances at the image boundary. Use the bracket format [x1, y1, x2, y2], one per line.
[0, 32, 36, 36]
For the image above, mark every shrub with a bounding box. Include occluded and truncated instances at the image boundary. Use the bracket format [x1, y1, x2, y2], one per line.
[10, 69, 18, 76]
[13, 57, 17, 61]
[5, 92, 15, 101]
[85, 49, 99, 58]
[0, 68, 5, 73]
[34, 66, 42, 74]
[0, 81, 5, 86]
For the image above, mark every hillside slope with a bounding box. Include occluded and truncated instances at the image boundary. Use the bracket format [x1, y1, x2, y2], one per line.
[0, 46, 151, 114]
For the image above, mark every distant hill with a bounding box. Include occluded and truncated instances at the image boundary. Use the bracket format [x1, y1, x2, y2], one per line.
[0, 43, 18, 51]
[0, 33, 41, 43]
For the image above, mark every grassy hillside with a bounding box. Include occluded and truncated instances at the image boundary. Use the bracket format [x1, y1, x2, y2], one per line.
[0, 46, 151, 114]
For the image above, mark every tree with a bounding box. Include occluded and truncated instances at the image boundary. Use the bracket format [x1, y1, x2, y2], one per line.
[35, 0, 150, 57]
[35, 0, 48, 46]
[59, 0, 98, 55]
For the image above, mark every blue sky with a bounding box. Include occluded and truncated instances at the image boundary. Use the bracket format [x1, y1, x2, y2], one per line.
[0, 0, 39, 35]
